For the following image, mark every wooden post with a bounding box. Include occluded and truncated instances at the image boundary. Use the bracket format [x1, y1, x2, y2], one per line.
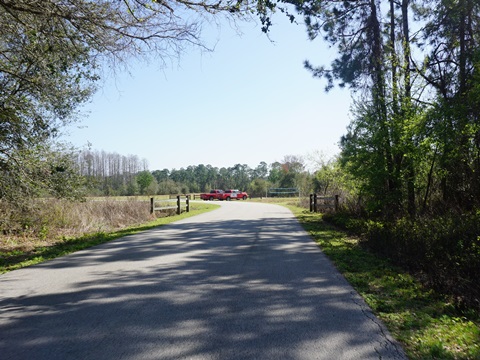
[309, 194, 313, 212]
[335, 195, 339, 212]
[150, 197, 154, 214]
[314, 193, 318, 213]
[176, 195, 181, 215]
[186, 195, 190, 212]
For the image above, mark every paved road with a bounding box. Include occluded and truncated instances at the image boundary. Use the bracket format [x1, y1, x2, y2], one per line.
[0, 201, 406, 360]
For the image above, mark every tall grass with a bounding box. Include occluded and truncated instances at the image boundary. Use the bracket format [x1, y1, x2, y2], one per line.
[0, 197, 165, 253]
[0, 197, 216, 273]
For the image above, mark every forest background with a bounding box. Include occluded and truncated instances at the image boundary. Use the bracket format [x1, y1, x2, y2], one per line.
[73, 150, 322, 198]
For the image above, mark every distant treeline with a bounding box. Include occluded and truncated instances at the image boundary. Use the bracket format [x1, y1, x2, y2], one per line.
[75, 150, 324, 197]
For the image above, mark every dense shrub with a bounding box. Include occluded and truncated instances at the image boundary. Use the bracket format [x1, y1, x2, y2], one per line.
[324, 211, 480, 310]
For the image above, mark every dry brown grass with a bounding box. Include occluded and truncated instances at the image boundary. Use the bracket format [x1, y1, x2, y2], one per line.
[0, 198, 158, 255]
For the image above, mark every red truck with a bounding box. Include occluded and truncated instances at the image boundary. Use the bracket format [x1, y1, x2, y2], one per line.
[217, 189, 248, 201]
[200, 189, 248, 201]
[200, 189, 224, 201]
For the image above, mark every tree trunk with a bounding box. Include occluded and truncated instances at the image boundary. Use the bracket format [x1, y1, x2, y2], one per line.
[402, 0, 416, 217]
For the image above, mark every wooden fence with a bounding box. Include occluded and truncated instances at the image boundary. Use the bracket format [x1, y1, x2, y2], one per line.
[309, 194, 339, 213]
[150, 195, 190, 215]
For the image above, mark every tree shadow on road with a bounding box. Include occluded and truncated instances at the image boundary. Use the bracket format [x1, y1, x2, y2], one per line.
[0, 214, 405, 359]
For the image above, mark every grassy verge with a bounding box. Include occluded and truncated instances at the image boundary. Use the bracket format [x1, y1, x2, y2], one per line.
[287, 205, 479, 360]
[0, 202, 219, 274]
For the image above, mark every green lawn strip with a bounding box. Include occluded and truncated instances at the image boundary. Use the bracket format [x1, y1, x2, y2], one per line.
[0, 203, 219, 274]
[289, 206, 480, 360]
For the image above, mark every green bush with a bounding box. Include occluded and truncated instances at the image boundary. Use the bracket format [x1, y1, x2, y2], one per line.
[324, 211, 480, 310]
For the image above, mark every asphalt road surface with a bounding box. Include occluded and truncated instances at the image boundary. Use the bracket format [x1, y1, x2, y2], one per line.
[0, 201, 406, 360]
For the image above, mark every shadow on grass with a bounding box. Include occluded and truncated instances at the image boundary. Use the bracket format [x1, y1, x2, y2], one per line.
[293, 209, 480, 360]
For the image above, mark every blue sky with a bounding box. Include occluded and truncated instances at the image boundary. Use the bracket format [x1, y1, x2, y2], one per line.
[64, 14, 352, 171]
